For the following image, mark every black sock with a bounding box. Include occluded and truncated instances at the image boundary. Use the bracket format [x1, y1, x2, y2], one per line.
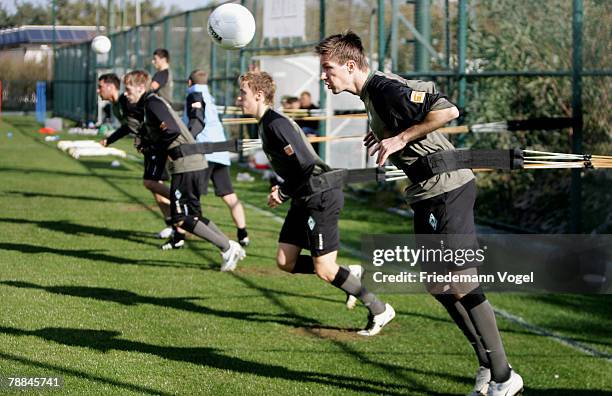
[172, 226, 184, 241]
[435, 293, 490, 368]
[237, 227, 248, 240]
[291, 255, 315, 274]
[331, 267, 385, 315]
[459, 290, 511, 382]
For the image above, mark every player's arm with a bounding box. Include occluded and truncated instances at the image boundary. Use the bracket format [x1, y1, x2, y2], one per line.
[147, 98, 181, 149]
[185, 92, 206, 136]
[100, 125, 131, 147]
[269, 119, 316, 203]
[366, 83, 459, 165]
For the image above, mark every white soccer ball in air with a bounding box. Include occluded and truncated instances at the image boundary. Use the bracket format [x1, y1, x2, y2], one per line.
[207, 4, 256, 50]
[91, 35, 112, 54]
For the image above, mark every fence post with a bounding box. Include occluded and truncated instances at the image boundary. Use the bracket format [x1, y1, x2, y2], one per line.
[570, 0, 583, 233]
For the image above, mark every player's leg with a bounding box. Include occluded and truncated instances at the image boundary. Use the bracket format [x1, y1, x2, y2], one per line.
[168, 170, 245, 270]
[415, 181, 522, 395]
[142, 150, 172, 237]
[275, 242, 302, 273]
[426, 276, 492, 396]
[211, 163, 249, 246]
[309, 188, 394, 335]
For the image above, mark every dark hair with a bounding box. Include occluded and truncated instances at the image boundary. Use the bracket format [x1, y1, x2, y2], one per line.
[189, 69, 208, 85]
[315, 30, 368, 71]
[286, 97, 299, 105]
[98, 73, 120, 89]
[153, 48, 170, 61]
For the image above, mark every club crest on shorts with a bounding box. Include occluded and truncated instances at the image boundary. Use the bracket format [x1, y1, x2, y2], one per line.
[175, 189, 182, 199]
[429, 213, 438, 230]
[307, 216, 316, 230]
[410, 90, 426, 104]
[283, 144, 295, 156]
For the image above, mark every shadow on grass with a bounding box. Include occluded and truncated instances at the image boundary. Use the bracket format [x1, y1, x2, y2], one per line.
[0, 217, 158, 247]
[229, 273, 474, 393]
[4, 190, 125, 203]
[0, 325, 454, 395]
[522, 389, 612, 396]
[0, 351, 170, 396]
[0, 166, 139, 181]
[0, 242, 218, 270]
[0, 280, 323, 328]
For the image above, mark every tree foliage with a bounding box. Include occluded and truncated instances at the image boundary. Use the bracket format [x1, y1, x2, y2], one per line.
[460, 0, 611, 233]
[0, 0, 174, 29]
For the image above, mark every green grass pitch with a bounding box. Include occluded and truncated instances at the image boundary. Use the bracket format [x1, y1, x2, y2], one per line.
[0, 115, 610, 395]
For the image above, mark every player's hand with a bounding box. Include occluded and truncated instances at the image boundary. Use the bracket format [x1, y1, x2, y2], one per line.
[368, 134, 408, 166]
[363, 131, 378, 151]
[99, 139, 108, 147]
[268, 185, 283, 208]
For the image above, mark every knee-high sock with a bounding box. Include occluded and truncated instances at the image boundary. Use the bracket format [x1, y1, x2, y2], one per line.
[182, 216, 230, 252]
[435, 294, 490, 368]
[459, 290, 511, 382]
[332, 266, 385, 315]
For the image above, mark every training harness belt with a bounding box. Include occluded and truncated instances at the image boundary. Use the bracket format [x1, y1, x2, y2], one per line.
[399, 148, 524, 184]
[168, 139, 242, 160]
[170, 141, 524, 188]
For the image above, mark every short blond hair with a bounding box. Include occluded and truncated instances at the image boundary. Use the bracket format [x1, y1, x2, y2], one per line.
[239, 71, 275, 105]
[123, 70, 151, 90]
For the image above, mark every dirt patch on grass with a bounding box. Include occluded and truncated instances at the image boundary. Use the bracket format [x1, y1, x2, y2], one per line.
[236, 265, 284, 276]
[290, 325, 363, 341]
[119, 204, 159, 212]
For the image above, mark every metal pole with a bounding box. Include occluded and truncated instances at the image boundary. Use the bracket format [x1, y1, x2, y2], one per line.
[239, 0, 249, 74]
[369, 8, 375, 68]
[96, 0, 101, 34]
[414, 0, 431, 72]
[120, 0, 125, 31]
[124, 30, 130, 72]
[185, 12, 192, 77]
[135, 0, 141, 26]
[318, 0, 327, 160]
[224, 52, 231, 106]
[163, 17, 170, 50]
[135, 26, 141, 68]
[108, 0, 115, 34]
[52, 0, 56, 58]
[377, 0, 385, 71]
[210, 39, 217, 94]
[457, 0, 467, 117]
[445, 0, 451, 94]
[390, 0, 399, 72]
[148, 24, 155, 74]
[570, 0, 583, 233]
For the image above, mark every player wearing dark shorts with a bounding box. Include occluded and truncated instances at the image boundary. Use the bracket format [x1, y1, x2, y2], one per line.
[316, 31, 523, 396]
[142, 149, 169, 182]
[124, 70, 245, 271]
[236, 71, 395, 336]
[201, 162, 233, 196]
[97, 73, 172, 238]
[183, 69, 249, 246]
